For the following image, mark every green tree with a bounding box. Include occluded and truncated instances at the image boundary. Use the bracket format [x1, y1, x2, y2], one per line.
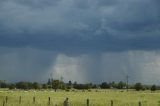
[52, 80, 60, 92]
[109, 81, 117, 88]
[117, 81, 126, 89]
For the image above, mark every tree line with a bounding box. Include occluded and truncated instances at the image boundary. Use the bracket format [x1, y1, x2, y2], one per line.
[0, 79, 158, 91]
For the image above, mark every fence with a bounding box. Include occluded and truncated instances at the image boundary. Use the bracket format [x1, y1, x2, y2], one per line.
[1, 96, 150, 106]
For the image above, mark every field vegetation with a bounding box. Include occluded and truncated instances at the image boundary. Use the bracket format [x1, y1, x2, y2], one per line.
[0, 89, 160, 106]
[1, 79, 160, 106]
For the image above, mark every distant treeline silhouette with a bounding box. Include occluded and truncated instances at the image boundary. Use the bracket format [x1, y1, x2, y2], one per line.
[0, 79, 158, 91]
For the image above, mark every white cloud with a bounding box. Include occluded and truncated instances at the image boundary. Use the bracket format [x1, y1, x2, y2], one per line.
[48, 54, 89, 83]
[47, 51, 160, 84]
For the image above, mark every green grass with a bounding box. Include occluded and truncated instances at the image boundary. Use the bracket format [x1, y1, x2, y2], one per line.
[0, 89, 160, 106]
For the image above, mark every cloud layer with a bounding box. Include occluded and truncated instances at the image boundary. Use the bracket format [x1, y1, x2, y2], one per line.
[0, 0, 160, 52]
[1, 48, 160, 84]
[0, 0, 160, 84]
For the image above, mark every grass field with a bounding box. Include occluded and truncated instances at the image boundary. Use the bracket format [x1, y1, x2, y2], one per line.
[0, 89, 160, 106]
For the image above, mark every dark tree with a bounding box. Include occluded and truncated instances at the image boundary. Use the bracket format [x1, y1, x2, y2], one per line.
[47, 79, 51, 85]
[117, 81, 126, 89]
[28, 82, 33, 89]
[42, 84, 48, 89]
[100, 82, 110, 89]
[68, 81, 72, 88]
[73, 84, 91, 89]
[151, 85, 156, 91]
[92, 84, 97, 89]
[9, 84, 16, 89]
[134, 83, 143, 91]
[16, 82, 29, 89]
[33, 82, 41, 89]
[0, 80, 8, 88]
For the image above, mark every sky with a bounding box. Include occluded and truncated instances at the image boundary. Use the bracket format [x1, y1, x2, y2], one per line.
[0, 0, 160, 84]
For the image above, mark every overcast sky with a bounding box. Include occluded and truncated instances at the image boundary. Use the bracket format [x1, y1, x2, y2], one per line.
[0, 0, 160, 84]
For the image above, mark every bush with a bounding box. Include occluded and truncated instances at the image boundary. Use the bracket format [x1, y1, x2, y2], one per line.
[65, 89, 70, 92]
[88, 89, 91, 92]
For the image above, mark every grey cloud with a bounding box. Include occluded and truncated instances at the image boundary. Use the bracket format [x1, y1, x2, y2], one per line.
[0, 0, 160, 84]
[0, 0, 159, 53]
[1, 0, 159, 38]
[0, 48, 159, 84]
[0, 47, 57, 82]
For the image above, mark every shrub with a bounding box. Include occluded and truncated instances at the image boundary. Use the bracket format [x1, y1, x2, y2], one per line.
[65, 89, 70, 92]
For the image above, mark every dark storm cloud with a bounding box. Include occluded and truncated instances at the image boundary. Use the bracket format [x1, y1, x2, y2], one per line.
[0, 0, 160, 84]
[0, 0, 159, 53]
[0, 47, 57, 82]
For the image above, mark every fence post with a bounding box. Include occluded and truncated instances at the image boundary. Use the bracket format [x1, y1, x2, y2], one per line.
[3, 101, 5, 106]
[111, 100, 113, 106]
[48, 97, 50, 105]
[87, 99, 89, 106]
[33, 96, 35, 104]
[138, 101, 141, 106]
[5, 96, 8, 104]
[19, 96, 21, 104]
